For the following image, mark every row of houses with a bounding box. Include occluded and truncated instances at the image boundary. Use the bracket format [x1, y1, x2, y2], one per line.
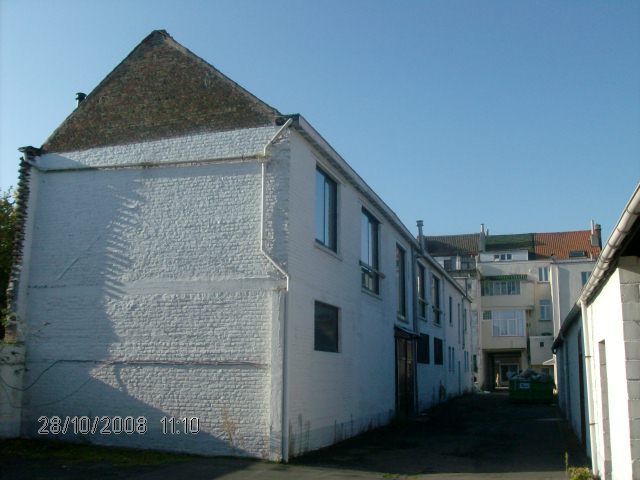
[0, 30, 472, 461]
[425, 225, 601, 390]
[553, 184, 640, 480]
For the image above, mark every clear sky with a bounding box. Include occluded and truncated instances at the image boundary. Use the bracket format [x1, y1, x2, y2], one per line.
[1, 0, 638, 239]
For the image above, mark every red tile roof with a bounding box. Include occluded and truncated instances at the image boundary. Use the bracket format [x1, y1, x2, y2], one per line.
[425, 229, 601, 260]
[534, 230, 601, 260]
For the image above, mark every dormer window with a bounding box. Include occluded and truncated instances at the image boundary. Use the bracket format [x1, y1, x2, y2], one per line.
[493, 253, 512, 261]
[569, 250, 587, 258]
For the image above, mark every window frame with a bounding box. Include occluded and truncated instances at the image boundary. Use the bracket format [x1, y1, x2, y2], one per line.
[434, 337, 444, 365]
[360, 209, 380, 294]
[432, 275, 441, 325]
[538, 266, 549, 282]
[314, 167, 338, 252]
[539, 299, 551, 321]
[417, 263, 427, 319]
[314, 301, 340, 353]
[417, 334, 430, 364]
[396, 244, 407, 318]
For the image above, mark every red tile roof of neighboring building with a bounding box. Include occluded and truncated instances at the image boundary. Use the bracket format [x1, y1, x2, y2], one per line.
[534, 230, 601, 260]
[426, 229, 601, 260]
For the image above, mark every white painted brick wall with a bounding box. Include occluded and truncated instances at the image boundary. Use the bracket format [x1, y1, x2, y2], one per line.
[17, 129, 290, 459]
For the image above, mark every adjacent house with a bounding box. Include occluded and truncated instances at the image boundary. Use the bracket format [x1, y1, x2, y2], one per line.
[426, 225, 601, 389]
[553, 182, 640, 480]
[0, 30, 472, 460]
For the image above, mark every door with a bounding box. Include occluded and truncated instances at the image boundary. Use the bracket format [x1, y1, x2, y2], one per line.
[395, 334, 415, 416]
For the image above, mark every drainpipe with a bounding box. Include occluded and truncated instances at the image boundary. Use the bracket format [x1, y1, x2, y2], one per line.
[580, 298, 598, 475]
[258, 117, 292, 462]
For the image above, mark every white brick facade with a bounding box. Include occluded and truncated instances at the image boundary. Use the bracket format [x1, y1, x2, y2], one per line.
[8, 122, 472, 460]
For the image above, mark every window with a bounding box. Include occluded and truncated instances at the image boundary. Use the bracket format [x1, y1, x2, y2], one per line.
[360, 209, 379, 293]
[490, 309, 525, 337]
[493, 253, 512, 261]
[314, 301, 339, 352]
[443, 259, 452, 270]
[539, 299, 551, 321]
[434, 337, 444, 365]
[462, 307, 467, 348]
[581, 271, 591, 286]
[464, 351, 469, 372]
[538, 266, 549, 282]
[432, 276, 441, 325]
[396, 245, 406, 317]
[315, 168, 337, 251]
[539, 341, 545, 348]
[417, 334, 430, 364]
[448, 296, 453, 325]
[569, 250, 587, 258]
[481, 279, 521, 296]
[417, 264, 427, 318]
[473, 354, 478, 373]
[460, 256, 474, 270]
[457, 304, 461, 344]
[482, 310, 492, 320]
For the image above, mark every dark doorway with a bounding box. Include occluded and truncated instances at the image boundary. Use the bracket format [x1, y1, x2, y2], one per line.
[395, 330, 416, 417]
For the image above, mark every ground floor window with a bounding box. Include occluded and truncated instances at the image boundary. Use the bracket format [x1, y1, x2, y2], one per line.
[434, 337, 444, 365]
[314, 301, 339, 352]
[417, 334, 430, 364]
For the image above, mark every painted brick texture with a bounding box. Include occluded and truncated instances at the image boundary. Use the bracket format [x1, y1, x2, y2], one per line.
[18, 130, 291, 458]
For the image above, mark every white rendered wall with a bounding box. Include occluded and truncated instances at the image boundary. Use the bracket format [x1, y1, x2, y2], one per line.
[587, 270, 631, 479]
[16, 128, 288, 459]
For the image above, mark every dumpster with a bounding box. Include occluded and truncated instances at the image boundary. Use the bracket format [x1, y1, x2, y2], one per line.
[509, 369, 555, 403]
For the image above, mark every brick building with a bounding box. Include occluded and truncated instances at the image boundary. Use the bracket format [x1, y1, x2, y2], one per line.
[0, 31, 472, 460]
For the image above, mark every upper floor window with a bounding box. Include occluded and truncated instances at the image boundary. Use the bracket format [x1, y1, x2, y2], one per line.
[443, 259, 452, 270]
[417, 264, 427, 318]
[448, 296, 453, 325]
[360, 209, 379, 294]
[315, 168, 337, 251]
[481, 279, 521, 296]
[539, 299, 551, 321]
[432, 275, 441, 325]
[489, 309, 525, 337]
[538, 266, 549, 282]
[581, 271, 591, 286]
[569, 250, 587, 258]
[493, 253, 512, 261]
[396, 245, 407, 318]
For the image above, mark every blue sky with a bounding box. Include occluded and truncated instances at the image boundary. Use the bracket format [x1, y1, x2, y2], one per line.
[1, 0, 638, 238]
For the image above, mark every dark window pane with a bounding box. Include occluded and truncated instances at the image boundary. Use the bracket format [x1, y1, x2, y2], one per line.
[314, 302, 339, 352]
[396, 246, 406, 316]
[434, 337, 443, 365]
[315, 168, 337, 251]
[417, 334, 430, 364]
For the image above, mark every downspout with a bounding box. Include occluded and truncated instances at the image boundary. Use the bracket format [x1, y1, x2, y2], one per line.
[258, 117, 292, 462]
[411, 245, 419, 413]
[580, 298, 598, 474]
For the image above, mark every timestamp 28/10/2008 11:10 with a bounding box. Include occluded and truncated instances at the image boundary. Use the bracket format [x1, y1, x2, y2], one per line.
[37, 415, 200, 435]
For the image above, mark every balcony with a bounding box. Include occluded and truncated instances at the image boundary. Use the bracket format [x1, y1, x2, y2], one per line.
[481, 320, 527, 350]
[480, 277, 534, 310]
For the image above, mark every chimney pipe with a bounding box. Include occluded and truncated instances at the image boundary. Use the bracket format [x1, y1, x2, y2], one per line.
[479, 223, 486, 252]
[417, 220, 425, 252]
[590, 219, 602, 248]
[76, 92, 87, 107]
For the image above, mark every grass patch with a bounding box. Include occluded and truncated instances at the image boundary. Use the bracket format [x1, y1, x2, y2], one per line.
[0, 438, 196, 467]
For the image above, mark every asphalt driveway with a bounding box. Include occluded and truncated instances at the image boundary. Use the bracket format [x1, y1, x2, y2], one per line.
[1, 392, 589, 479]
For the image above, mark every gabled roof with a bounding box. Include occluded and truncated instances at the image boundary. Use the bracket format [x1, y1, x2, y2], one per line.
[43, 30, 281, 152]
[426, 229, 600, 260]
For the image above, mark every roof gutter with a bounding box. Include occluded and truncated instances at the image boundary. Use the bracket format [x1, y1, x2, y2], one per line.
[579, 182, 640, 305]
[286, 114, 469, 300]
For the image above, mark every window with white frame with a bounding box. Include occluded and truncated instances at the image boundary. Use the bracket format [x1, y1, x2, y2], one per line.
[489, 309, 525, 337]
[314, 301, 339, 353]
[539, 299, 551, 321]
[493, 253, 512, 261]
[417, 264, 427, 318]
[432, 276, 441, 325]
[449, 296, 453, 325]
[360, 209, 379, 294]
[538, 266, 549, 282]
[481, 279, 521, 296]
[315, 167, 337, 251]
[396, 245, 406, 318]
